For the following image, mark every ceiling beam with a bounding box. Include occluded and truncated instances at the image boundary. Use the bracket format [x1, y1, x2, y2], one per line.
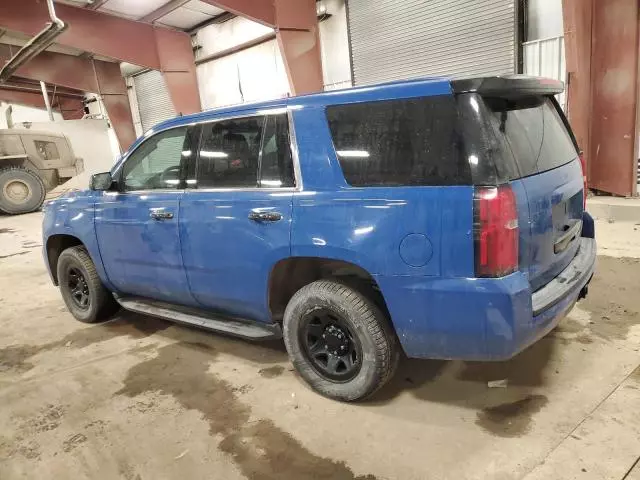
[140, 0, 191, 23]
[200, 0, 275, 28]
[0, 0, 190, 70]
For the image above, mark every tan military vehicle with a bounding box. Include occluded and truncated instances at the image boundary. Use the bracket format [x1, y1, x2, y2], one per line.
[0, 129, 84, 214]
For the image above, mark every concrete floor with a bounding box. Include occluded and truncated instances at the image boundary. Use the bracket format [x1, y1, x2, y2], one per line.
[0, 212, 639, 480]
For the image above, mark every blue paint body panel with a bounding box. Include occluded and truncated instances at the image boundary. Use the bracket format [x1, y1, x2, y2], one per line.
[42, 76, 596, 361]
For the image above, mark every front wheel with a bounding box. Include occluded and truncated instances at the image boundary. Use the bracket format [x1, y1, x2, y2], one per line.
[0, 166, 46, 215]
[283, 280, 399, 402]
[57, 246, 118, 323]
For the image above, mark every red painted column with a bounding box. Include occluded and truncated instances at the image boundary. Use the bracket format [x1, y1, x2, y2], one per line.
[154, 28, 201, 116]
[589, 0, 638, 196]
[562, 0, 592, 174]
[563, 0, 639, 196]
[93, 61, 137, 150]
[274, 0, 323, 95]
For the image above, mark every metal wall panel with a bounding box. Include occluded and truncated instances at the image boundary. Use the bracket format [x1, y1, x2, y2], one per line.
[347, 0, 517, 85]
[132, 70, 176, 132]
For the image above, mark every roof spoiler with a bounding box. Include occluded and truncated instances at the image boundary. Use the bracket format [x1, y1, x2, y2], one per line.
[451, 75, 564, 96]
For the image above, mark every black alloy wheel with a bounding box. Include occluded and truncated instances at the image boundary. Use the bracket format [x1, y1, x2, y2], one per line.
[67, 266, 91, 310]
[299, 308, 362, 382]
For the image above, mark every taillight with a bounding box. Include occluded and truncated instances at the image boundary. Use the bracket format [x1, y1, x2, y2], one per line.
[474, 185, 519, 277]
[578, 152, 587, 208]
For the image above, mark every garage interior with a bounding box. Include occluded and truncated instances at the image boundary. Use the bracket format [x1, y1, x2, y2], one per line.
[0, 0, 639, 479]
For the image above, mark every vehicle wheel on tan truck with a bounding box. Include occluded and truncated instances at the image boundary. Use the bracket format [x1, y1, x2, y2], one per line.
[57, 246, 119, 323]
[0, 166, 46, 215]
[283, 280, 399, 402]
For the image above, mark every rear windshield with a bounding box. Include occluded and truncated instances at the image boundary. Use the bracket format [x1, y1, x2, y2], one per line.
[326, 96, 471, 187]
[483, 96, 578, 178]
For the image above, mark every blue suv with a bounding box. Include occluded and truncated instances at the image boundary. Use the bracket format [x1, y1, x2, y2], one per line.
[43, 76, 596, 401]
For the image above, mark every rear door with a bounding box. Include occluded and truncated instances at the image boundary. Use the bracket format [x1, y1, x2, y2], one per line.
[180, 110, 295, 322]
[481, 95, 583, 290]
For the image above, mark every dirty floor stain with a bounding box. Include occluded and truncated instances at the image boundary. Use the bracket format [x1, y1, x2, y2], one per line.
[258, 365, 285, 379]
[0, 315, 170, 374]
[116, 342, 377, 480]
[476, 394, 549, 438]
[580, 256, 640, 340]
[0, 252, 28, 260]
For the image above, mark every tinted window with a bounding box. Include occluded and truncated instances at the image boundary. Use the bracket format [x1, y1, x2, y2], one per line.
[122, 127, 192, 191]
[259, 114, 295, 188]
[326, 95, 469, 187]
[197, 117, 264, 188]
[484, 96, 578, 177]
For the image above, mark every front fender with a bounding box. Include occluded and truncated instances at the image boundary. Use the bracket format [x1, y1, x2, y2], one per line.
[42, 192, 114, 291]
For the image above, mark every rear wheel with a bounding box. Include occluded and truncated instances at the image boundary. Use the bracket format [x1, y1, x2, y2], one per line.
[57, 246, 118, 323]
[0, 166, 46, 215]
[283, 280, 399, 401]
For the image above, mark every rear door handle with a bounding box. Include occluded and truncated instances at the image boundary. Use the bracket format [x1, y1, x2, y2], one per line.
[248, 211, 283, 223]
[150, 210, 174, 220]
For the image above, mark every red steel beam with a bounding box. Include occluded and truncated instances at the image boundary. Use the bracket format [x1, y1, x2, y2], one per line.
[201, 0, 276, 28]
[274, 0, 323, 95]
[201, 0, 323, 94]
[0, 45, 137, 149]
[562, 0, 593, 183]
[54, 97, 85, 120]
[563, 0, 639, 196]
[588, 0, 638, 196]
[0, 88, 50, 110]
[0, 0, 201, 119]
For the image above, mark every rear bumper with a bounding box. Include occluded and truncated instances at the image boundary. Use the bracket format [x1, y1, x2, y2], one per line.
[376, 237, 597, 361]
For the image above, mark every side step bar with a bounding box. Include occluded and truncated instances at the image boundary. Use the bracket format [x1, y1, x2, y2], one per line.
[116, 296, 282, 341]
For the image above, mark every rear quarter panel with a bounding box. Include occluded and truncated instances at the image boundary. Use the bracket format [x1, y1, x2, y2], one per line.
[289, 105, 475, 278]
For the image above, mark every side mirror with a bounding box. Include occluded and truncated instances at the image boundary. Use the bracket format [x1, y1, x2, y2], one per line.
[90, 172, 114, 191]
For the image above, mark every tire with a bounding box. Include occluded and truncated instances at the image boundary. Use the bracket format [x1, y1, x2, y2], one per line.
[0, 166, 46, 215]
[283, 280, 399, 402]
[57, 246, 119, 323]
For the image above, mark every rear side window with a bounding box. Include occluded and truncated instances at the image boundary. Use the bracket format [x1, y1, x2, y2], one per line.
[326, 96, 470, 186]
[197, 117, 264, 188]
[484, 96, 578, 177]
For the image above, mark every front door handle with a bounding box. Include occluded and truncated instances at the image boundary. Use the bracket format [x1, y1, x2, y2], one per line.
[248, 211, 283, 223]
[150, 210, 174, 220]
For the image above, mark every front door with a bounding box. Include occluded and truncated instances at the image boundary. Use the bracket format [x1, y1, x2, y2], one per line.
[95, 125, 199, 305]
[180, 111, 295, 322]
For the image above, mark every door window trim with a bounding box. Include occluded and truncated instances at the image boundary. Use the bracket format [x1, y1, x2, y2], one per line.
[189, 108, 302, 193]
[114, 124, 199, 194]
[111, 108, 303, 194]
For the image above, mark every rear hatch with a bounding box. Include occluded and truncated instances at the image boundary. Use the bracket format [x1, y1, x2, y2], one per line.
[454, 77, 584, 290]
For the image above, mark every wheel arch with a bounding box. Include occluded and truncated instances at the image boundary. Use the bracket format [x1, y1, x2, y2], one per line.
[267, 256, 392, 326]
[46, 234, 84, 285]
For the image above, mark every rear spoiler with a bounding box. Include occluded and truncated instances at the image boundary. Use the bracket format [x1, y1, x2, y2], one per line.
[451, 75, 564, 97]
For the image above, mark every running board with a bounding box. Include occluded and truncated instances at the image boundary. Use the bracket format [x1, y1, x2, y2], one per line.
[116, 296, 281, 341]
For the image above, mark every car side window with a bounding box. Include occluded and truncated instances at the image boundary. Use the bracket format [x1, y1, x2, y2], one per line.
[121, 127, 192, 191]
[197, 117, 265, 188]
[326, 95, 470, 186]
[259, 114, 295, 188]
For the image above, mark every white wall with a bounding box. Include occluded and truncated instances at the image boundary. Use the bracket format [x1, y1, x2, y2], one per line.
[319, 0, 352, 89]
[527, 0, 564, 40]
[194, 0, 353, 108]
[0, 102, 63, 129]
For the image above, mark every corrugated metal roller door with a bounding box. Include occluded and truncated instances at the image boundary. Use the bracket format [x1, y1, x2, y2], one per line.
[347, 0, 517, 85]
[133, 70, 176, 132]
